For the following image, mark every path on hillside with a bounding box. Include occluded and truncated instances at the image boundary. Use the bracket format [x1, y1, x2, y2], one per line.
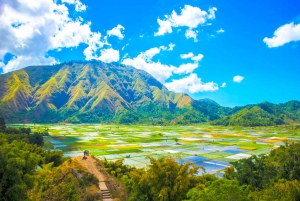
[75, 156, 113, 201]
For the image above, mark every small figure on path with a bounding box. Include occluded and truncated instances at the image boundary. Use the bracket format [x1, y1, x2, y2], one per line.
[83, 150, 89, 160]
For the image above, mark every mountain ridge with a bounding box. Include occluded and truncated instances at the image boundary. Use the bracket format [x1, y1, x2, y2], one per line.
[0, 61, 299, 125]
[0, 61, 194, 123]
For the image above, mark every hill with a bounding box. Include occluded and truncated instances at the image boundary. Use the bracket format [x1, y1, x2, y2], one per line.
[0, 61, 299, 125]
[0, 61, 200, 123]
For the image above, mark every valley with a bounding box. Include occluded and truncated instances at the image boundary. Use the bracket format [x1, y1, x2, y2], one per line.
[10, 123, 300, 176]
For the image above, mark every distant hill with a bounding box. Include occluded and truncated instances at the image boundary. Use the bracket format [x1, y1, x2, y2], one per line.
[0, 61, 299, 125]
[198, 98, 219, 106]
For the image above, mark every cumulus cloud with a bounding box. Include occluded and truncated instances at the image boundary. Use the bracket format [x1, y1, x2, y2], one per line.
[233, 75, 244, 83]
[217, 28, 225, 33]
[154, 5, 217, 36]
[98, 48, 119, 63]
[180, 52, 203, 61]
[0, 0, 111, 73]
[122, 47, 176, 83]
[191, 54, 204, 61]
[107, 24, 125, 40]
[2, 55, 57, 73]
[122, 46, 210, 93]
[180, 52, 194, 59]
[61, 0, 87, 12]
[185, 29, 198, 42]
[165, 73, 218, 93]
[263, 22, 300, 48]
[174, 63, 198, 74]
[221, 82, 226, 87]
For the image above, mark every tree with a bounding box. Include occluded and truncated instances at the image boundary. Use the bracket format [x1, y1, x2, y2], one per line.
[249, 179, 300, 201]
[185, 179, 250, 201]
[130, 157, 200, 201]
[0, 116, 6, 130]
[0, 140, 42, 201]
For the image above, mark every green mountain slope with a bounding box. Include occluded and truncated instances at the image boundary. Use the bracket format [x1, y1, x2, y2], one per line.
[0, 61, 299, 125]
[0, 61, 196, 123]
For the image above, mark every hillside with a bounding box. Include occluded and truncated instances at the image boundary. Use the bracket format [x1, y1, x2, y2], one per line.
[0, 61, 197, 123]
[0, 61, 300, 125]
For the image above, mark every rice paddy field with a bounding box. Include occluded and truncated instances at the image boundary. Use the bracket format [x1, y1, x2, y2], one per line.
[9, 124, 300, 176]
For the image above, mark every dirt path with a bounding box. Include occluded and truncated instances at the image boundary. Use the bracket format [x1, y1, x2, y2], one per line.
[75, 156, 113, 201]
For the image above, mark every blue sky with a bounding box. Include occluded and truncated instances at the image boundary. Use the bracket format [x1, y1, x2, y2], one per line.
[0, 0, 300, 106]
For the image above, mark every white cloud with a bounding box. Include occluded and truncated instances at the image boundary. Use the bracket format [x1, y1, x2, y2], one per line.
[61, 0, 87, 12]
[174, 63, 198, 74]
[221, 82, 226, 87]
[122, 46, 207, 86]
[165, 73, 218, 93]
[185, 29, 198, 42]
[180, 52, 203, 61]
[0, 0, 110, 73]
[122, 53, 129, 60]
[107, 24, 125, 40]
[121, 43, 129, 51]
[139, 34, 144, 38]
[233, 75, 244, 83]
[2, 55, 57, 73]
[122, 47, 176, 83]
[263, 22, 300, 48]
[0, 61, 5, 70]
[191, 53, 204, 61]
[160, 46, 168, 51]
[180, 52, 194, 59]
[208, 7, 217, 19]
[168, 43, 175, 51]
[217, 28, 225, 33]
[98, 48, 119, 63]
[154, 5, 217, 36]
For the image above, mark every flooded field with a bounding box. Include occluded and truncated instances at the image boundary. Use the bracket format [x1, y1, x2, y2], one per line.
[10, 124, 300, 176]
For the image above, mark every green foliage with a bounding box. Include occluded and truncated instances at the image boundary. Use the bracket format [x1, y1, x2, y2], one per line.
[249, 179, 300, 201]
[185, 179, 250, 201]
[28, 133, 44, 146]
[224, 155, 268, 189]
[0, 123, 67, 201]
[212, 106, 284, 126]
[43, 150, 64, 167]
[0, 116, 6, 130]
[116, 110, 140, 124]
[0, 124, 44, 147]
[103, 158, 135, 180]
[0, 140, 42, 201]
[129, 157, 200, 201]
[225, 141, 300, 194]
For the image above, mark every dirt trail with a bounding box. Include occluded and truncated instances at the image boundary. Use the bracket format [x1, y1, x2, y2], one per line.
[75, 156, 113, 201]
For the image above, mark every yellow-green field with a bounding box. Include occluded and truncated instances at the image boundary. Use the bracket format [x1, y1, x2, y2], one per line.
[9, 124, 300, 175]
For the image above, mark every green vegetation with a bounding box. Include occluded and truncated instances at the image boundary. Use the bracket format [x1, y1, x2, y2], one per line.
[1, 61, 299, 126]
[212, 106, 285, 126]
[2, 114, 300, 200]
[0, 118, 99, 201]
[101, 142, 300, 201]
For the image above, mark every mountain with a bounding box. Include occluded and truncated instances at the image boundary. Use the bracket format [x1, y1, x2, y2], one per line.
[198, 98, 219, 106]
[0, 61, 197, 123]
[0, 61, 299, 125]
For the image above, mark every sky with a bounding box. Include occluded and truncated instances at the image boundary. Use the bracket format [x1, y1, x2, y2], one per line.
[0, 0, 300, 107]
